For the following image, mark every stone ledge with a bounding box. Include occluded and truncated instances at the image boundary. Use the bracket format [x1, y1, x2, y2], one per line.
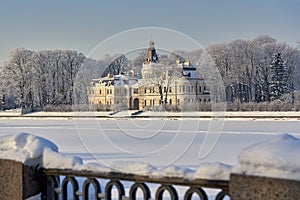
[230, 173, 300, 200]
[0, 159, 42, 200]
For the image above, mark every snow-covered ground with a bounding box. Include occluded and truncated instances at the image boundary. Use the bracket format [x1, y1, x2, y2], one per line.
[1, 110, 300, 119]
[1, 118, 300, 199]
[2, 118, 300, 166]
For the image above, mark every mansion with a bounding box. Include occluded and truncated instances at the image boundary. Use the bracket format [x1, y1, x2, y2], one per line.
[88, 41, 210, 110]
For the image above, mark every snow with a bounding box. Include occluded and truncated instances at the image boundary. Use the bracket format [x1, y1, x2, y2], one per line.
[195, 162, 232, 180]
[109, 160, 156, 174]
[233, 133, 300, 181]
[1, 121, 300, 182]
[1, 110, 300, 120]
[0, 133, 82, 168]
[42, 148, 83, 169]
[0, 132, 233, 180]
[1, 120, 300, 200]
[152, 165, 194, 178]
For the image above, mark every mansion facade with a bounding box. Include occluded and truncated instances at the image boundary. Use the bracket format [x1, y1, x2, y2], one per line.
[88, 41, 210, 110]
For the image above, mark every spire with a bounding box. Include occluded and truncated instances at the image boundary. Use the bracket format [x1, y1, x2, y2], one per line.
[148, 40, 155, 50]
[145, 40, 158, 64]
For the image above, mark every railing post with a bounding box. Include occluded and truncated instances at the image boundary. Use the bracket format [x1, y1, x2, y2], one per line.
[0, 159, 42, 200]
[230, 174, 300, 200]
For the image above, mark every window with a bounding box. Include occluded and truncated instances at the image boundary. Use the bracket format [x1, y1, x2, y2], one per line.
[199, 86, 202, 93]
[191, 86, 194, 92]
[107, 89, 109, 94]
[144, 99, 147, 106]
[151, 87, 155, 93]
[150, 99, 152, 106]
[177, 99, 180, 105]
[169, 86, 172, 93]
[164, 87, 167, 93]
[144, 88, 147, 93]
[182, 85, 185, 92]
[169, 99, 172, 105]
[133, 89, 138, 94]
[110, 89, 112, 94]
[99, 89, 101, 95]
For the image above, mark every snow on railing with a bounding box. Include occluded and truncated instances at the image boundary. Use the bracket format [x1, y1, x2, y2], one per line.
[2, 132, 300, 199]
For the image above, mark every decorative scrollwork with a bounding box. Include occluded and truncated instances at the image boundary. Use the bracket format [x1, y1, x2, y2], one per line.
[43, 169, 230, 199]
[129, 182, 151, 200]
[155, 185, 178, 200]
[215, 190, 229, 200]
[43, 175, 59, 200]
[105, 180, 125, 200]
[61, 176, 79, 200]
[184, 187, 208, 200]
[82, 178, 101, 200]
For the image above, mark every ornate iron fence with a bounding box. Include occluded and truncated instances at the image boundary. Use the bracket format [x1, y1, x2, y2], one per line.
[42, 169, 229, 200]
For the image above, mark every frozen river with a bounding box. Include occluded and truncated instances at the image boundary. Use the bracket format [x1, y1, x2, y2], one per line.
[1, 118, 299, 169]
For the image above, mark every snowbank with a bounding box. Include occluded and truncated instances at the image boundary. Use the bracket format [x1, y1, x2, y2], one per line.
[0, 133, 82, 168]
[0, 133, 232, 180]
[152, 165, 194, 178]
[233, 134, 300, 180]
[2, 132, 300, 181]
[109, 160, 156, 174]
[194, 162, 232, 180]
[108, 161, 230, 180]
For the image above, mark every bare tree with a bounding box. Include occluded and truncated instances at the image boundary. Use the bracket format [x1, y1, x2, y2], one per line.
[60, 50, 86, 105]
[30, 50, 51, 108]
[2, 48, 33, 109]
[101, 54, 128, 77]
[74, 58, 106, 104]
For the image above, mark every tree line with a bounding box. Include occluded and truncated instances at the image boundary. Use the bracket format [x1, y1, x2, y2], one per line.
[0, 35, 299, 111]
[0, 49, 87, 111]
[206, 35, 300, 103]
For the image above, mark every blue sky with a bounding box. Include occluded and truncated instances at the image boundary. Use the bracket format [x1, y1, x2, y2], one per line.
[0, 0, 299, 64]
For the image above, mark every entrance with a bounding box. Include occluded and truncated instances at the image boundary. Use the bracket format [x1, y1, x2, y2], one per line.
[133, 98, 139, 110]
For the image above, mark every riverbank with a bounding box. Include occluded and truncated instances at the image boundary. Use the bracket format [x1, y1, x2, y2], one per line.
[0, 110, 300, 120]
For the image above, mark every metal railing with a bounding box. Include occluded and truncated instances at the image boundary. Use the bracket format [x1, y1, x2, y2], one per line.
[42, 168, 229, 200]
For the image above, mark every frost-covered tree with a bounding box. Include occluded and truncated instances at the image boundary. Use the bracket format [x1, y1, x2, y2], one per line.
[207, 35, 299, 104]
[133, 49, 147, 66]
[269, 52, 288, 101]
[0, 49, 86, 110]
[2, 48, 34, 109]
[60, 50, 86, 105]
[30, 50, 52, 108]
[101, 54, 128, 77]
[74, 58, 106, 104]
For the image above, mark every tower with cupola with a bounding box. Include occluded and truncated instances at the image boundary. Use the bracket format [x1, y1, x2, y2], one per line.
[142, 40, 159, 79]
